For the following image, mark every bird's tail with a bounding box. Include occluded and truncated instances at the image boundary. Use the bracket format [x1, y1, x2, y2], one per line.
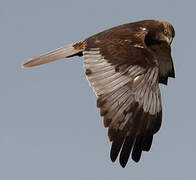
[22, 41, 84, 68]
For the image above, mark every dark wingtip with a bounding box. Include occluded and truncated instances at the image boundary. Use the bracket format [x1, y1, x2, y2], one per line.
[119, 153, 129, 167]
[110, 141, 123, 162]
[132, 148, 142, 162]
[142, 135, 153, 151]
[110, 148, 118, 162]
[168, 62, 175, 78]
[159, 76, 168, 85]
[120, 161, 127, 168]
[119, 136, 134, 168]
[131, 136, 143, 162]
[168, 71, 175, 78]
[132, 150, 142, 163]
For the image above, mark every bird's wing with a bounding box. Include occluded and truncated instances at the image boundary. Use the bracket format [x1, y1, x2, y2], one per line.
[83, 32, 162, 167]
[148, 43, 175, 85]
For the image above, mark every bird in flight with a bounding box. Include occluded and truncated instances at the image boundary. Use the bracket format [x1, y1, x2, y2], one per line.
[22, 19, 175, 167]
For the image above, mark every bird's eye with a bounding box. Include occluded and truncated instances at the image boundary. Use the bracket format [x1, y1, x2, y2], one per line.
[164, 29, 168, 35]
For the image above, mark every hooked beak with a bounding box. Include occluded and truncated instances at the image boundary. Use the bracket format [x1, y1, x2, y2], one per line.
[168, 36, 173, 44]
[165, 36, 173, 45]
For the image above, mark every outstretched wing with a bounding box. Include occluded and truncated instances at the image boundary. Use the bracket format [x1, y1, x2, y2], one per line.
[148, 43, 175, 85]
[83, 29, 162, 167]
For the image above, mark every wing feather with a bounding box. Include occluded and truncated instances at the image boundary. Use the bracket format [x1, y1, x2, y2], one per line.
[83, 25, 162, 167]
[83, 47, 162, 167]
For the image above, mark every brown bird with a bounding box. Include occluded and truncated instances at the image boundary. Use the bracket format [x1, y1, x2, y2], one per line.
[22, 19, 175, 167]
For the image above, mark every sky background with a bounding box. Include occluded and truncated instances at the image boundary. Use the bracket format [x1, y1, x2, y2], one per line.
[1, 0, 195, 179]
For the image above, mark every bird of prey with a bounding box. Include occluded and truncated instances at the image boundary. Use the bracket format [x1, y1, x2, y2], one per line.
[22, 19, 175, 167]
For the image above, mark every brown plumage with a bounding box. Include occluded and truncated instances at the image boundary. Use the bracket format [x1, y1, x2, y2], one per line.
[22, 19, 175, 167]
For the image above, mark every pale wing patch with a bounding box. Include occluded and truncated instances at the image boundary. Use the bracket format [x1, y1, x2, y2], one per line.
[83, 49, 145, 96]
[83, 48, 161, 116]
[134, 67, 162, 115]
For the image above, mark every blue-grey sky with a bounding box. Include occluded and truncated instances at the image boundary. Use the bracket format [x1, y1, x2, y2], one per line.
[1, 0, 195, 179]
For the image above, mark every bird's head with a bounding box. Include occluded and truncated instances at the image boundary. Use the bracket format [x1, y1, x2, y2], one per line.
[145, 20, 175, 46]
[159, 21, 175, 45]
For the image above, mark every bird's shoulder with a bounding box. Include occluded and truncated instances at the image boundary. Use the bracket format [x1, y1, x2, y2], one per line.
[84, 22, 158, 68]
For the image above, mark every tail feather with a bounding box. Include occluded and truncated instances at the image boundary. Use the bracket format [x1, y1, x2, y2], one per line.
[22, 42, 84, 68]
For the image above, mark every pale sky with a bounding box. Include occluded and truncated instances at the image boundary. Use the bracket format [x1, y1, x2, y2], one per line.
[1, 0, 195, 179]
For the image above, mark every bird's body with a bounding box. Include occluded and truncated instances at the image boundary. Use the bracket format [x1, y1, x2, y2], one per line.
[22, 20, 175, 167]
